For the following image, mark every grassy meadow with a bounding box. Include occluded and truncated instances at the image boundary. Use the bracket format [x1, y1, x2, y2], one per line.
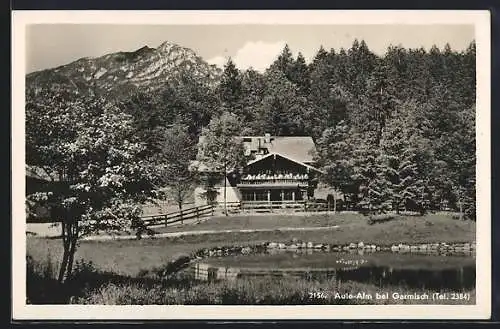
[26, 212, 476, 305]
[27, 213, 475, 276]
[72, 277, 476, 305]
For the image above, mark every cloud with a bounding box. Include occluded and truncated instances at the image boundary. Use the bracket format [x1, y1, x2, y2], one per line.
[206, 55, 228, 69]
[207, 40, 310, 72]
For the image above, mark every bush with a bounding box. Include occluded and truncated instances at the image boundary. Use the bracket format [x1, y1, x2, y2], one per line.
[367, 214, 396, 225]
[137, 254, 192, 281]
[72, 277, 386, 305]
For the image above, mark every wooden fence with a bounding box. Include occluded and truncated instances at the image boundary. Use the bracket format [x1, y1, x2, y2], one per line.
[239, 200, 331, 212]
[140, 200, 334, 228]
[140, 204, 214, 227]
[216, 201, 242, 213]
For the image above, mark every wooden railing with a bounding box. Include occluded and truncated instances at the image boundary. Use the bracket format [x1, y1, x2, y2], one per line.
[216, 201, 242, 213]
[140, 200, 333, 228]
[140, 204, 214, 227]
[239, 200, 331, 212]
[238, 178, 309, 185]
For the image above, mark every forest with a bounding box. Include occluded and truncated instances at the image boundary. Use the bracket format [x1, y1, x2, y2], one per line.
[26, 39, 476, 220]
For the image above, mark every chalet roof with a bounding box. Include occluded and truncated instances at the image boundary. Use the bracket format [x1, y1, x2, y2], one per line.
[193, 134, 319, 173]
[246, 152, 324, 174]
[242, 136, 317, 163]
[197, 135, 317, 162]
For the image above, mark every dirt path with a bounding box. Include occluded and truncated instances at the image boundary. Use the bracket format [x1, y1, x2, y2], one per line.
[79, 225, 340, 241]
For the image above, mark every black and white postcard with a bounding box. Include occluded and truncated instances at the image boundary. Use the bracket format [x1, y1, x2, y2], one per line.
[11, 10, 491, 320]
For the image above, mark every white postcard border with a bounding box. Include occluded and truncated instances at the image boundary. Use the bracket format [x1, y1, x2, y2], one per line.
[11, 10, 491, 320]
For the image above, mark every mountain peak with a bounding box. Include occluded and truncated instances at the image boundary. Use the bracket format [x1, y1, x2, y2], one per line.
[157, 41, 177, 53]
[26, 40, 222, 100]
[136, 45, 153, 53]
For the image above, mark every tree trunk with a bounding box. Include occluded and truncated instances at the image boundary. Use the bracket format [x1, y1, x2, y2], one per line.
[58, 221, 70, 283]
[458, 186, 464, 220]
[223, 165, 228, 216]
[57, 217, 79, 283]
[58, 247, 70, 283]
[177, 185, 184, 210]
[459, 199, 464, 220]
[66, 221, 79, 278]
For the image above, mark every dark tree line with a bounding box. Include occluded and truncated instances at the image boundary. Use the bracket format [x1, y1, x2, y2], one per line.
[117, 39, 475, 218]
[27, 39, 476, 219]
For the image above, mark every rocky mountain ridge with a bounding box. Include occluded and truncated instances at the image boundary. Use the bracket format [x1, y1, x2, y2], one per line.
[26, 41, 222, 99]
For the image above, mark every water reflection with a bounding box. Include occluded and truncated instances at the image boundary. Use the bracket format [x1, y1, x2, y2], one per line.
[333, 265, 475, 290]
[191, 250, 475, 291]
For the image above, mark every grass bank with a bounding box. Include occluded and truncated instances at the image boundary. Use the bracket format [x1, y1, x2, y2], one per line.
[27, 254, 475, 305]
[27, 213, 475, 277]
[152, 213, 351, 233]
[72, 277, 475, 305]
[149, 212, 473, 236]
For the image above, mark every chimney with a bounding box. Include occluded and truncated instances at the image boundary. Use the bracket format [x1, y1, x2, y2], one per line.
[264, 133, 271, 144]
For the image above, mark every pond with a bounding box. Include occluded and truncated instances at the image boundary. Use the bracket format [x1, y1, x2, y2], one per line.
[190, 250, 475, 291]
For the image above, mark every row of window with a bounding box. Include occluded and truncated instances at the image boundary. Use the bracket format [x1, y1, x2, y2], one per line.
[241, 190, 306, 201]
[242, 173, 309, 180]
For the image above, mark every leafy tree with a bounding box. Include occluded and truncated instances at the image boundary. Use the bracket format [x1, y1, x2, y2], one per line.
[309, 46, 328, 71]
[383, 45, 409, 100]
[350, 138, 392, 214]
[269, 44, 295, 80]
[158, 125, 198, 210]
[450, 104, 476, 220]
[379, 102, 433, 213]
[196, 112, 247, 215]
[120, 91, 168, 155]
[404, 47, 433, 104]
[315, 121, 354, 194]
[308, 48, 350, 138]
[345, 39, 377, 97]
[240, 68, 266, 132]
[26, 92, 161, 283]
[218, 58, 243, 114]
[157, 71, 219, 137]
[353, 58, 398, 145]
[254, 69, 310, 136]
[289, 52, 311, 93]
[459, 41, 476, 108]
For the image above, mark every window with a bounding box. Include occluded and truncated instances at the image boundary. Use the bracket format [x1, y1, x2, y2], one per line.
[255, 191, 268, 201]
[242, 191, 252, 201]
[242, 190, 268, 201]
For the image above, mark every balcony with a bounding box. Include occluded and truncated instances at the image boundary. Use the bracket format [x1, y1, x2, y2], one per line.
[237, 173, 309, 188]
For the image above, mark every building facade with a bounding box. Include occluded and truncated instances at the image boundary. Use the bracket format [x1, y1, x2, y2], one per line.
[193, 134, 324, 207]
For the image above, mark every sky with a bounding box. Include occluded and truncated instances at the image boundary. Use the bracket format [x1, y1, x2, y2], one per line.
[26, 24, 475, 73]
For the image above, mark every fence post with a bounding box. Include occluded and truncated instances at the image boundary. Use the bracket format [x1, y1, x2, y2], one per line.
[304, 201, 307, 213]
[180, 209, 183, 224]
[165, 215, 168, 227]
[196, 206, 199, 219]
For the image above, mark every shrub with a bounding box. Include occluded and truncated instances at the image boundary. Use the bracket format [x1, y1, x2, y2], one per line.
[64, 273, 476, 305]
[367, 214, 396, 225]
[137, 254, 192, 281]
[72, 277, 383, 305]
